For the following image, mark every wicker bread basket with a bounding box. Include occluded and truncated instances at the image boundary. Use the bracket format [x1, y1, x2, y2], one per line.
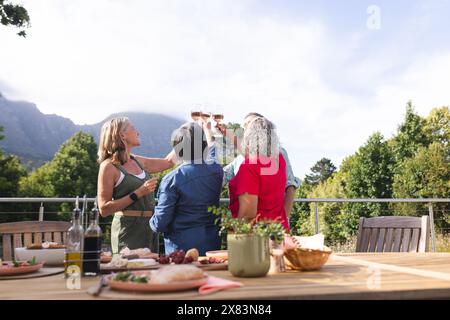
[284, 246, 332, 271]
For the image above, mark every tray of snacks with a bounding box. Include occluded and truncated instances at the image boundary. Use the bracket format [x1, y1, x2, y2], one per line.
[100, 248, 227, 273]
[15, 242, 65, 266]
[100, 247, 159, 264]
[106, 265, 208, 293]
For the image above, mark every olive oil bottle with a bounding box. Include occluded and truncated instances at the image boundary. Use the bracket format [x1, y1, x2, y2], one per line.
[65, 197, 84, 276]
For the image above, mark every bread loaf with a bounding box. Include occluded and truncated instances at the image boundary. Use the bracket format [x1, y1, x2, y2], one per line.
[150, 265, 204, 284]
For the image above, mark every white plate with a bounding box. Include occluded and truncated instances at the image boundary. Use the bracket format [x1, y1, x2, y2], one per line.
[15, 247, 65, 266]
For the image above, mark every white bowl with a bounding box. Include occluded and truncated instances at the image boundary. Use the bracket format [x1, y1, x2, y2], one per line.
[15, 247, 65, 266]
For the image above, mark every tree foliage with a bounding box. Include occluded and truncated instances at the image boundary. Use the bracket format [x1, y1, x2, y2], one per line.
[0, 153, 26, 197]
[393, 142, 450, 227]
[309, 173, 358, 241]
[292, 103, 449, 243]
[425, 106, 450, 150]
[0, 125, 27, 221]
[0, 0, 30, 37]
[345, 132, 394, 199]
[391, 101, 430, 165]
[289, 180, 313, 235]
[304, 158, 336, 186]
[19, 132, 99, 198]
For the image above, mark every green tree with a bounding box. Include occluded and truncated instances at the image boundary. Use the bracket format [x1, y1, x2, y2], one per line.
[346, 132, 395, 199]
[18, 162, 55, 197]
[393, 142, 450, 228]
[289, 180, 313, 236]
[0, 0, 30, 37]
[304, 158, 336, 186]
[19, 132, 99, 219]
[308, 172, 357, 242]
[391, 101, 430, 165]
[345, 132, 395, 219]
[226, 122, 242, 131]
[425, 106, 450, 149]
[0, 153, 26, 197]
[50, 132, 98, 198]
[0, 125, 27, 221]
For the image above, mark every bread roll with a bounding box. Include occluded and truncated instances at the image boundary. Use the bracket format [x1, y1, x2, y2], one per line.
[150, 265, 204, 284]
[186, 248, 199, 261]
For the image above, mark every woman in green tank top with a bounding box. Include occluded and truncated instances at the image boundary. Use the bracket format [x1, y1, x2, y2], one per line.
[96, 117, 176, 254]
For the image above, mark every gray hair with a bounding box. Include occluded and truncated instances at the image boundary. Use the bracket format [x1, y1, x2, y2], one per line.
[171, 122, 208, 163]
[242, 117, 280, 157]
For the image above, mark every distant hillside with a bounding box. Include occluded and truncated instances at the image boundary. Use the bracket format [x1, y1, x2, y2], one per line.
[0, 94, 184, 169]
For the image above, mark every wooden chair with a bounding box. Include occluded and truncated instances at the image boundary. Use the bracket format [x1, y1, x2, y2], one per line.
[355, 216, 430, 253]
[0, 221, 71, 260]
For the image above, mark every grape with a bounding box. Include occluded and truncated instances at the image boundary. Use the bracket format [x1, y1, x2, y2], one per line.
[158, 255, 170, 264]
[172, 256, 184, 264]
[177, 250, 185, 258]
[183, 256, 194, 264]
[169, 249, 185, 259]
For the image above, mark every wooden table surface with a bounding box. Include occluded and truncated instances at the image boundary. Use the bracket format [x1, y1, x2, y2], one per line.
[2, 253, 450, 300]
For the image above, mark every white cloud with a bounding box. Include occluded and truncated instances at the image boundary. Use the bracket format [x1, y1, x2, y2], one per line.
[0, 0, 449, 177]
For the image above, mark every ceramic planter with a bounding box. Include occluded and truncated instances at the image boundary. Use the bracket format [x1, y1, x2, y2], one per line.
[227, 233, 270, 277]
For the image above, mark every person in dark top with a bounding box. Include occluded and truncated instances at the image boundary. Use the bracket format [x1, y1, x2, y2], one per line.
[150, 121, 223, 255]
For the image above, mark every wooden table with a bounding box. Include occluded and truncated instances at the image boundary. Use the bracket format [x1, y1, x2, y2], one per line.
[2, 253, 450, 300]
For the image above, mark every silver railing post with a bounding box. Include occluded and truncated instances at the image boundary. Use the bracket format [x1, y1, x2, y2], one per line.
[38, 202, 44, 221]
[314, 202, 320, 234]
[428, 203, 436, 252]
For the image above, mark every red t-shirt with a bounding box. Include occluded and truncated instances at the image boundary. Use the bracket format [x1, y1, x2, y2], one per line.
[229, 153, 290, 231]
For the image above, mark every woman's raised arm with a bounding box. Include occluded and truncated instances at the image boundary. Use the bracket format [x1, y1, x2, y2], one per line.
[133, 151, 177, 173]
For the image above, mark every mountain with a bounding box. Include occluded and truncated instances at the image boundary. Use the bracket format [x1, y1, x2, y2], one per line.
[0, 94, 184, 169]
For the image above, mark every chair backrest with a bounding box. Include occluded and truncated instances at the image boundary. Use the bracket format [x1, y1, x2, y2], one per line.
[355, 216, 430, 253]
[0, 221, 71, 260]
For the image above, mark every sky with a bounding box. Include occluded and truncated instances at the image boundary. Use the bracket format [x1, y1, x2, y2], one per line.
[1, 0, 450, 177]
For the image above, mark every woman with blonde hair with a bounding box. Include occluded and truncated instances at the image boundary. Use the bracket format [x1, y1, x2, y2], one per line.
[97, 117, 176, 254]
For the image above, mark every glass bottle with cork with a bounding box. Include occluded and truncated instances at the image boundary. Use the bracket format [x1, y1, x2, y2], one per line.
[65, 197, 84, 276]
[82, 199, 102, 276]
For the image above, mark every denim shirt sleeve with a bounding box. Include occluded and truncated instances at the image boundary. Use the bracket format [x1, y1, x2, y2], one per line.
[150, 175, 179, 233]
[280, 147, 301, 189]
[205, 142, 219, 165]
[222, 160, 236, 187]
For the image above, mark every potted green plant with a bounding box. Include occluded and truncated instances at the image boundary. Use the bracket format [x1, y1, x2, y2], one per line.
[210, 206, 285, 277]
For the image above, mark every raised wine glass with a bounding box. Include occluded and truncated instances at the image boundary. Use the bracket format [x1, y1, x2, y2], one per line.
[190, 110, 202, 121]
[201, 111, 211, 122]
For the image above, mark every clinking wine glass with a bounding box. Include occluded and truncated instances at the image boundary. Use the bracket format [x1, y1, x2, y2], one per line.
[190, 110, 202, 121]
[201, 112, 211, 122]
[211, 107, 225, 137]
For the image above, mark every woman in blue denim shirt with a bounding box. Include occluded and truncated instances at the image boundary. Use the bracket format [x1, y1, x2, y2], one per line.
[150, 121, 223, 255]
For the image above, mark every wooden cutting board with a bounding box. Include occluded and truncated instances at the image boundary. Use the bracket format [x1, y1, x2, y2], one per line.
[100, 262, 228, 274]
